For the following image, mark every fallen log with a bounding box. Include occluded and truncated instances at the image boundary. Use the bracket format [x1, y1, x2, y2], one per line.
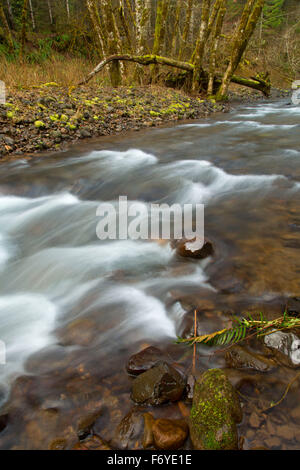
[78, 53, 271, 98]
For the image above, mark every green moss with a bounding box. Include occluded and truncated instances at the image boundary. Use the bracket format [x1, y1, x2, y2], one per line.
[190, 369, 242, 450]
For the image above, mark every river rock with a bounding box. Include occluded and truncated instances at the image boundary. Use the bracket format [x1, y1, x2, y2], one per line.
[111, 408, 145, 450]
[131, 361, 186, 406]
[225, 345, 274, 372]
[126, 346, 169, 376]
[264, 330, 300, 367]
[152, 418, 188, 450]
[143, 412, 155, 449]
[73, 435, 111, 450]
[189, 369, 242, 450]
[174, 238, 214, 260]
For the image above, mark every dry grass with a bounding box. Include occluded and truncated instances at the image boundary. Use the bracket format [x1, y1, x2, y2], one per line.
[0, 55, 110, 90]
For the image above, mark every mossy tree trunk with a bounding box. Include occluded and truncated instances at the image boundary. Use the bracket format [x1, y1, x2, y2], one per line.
[118, 0, 133, 53]
[102, 0, 122, 87]
[135, 0, 151, 82]
[171, 0, 184, 57]
[86, 0, 105, 58]
[0, 0, 14, 52]
[192, 0, 211, 92]
[178, 0, 194, 61]
[217, 0, 265, 100]
[79, 53, 271, 98]
[20, 0, 28, 59]
[151, 0, 171, 81]
[207, 0, 226, 95]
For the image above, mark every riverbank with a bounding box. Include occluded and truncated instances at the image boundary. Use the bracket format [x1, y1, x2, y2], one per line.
[0, 84, 288, 161]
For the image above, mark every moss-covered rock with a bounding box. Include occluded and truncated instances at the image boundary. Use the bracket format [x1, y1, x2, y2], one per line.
[189, 369, 242, 450]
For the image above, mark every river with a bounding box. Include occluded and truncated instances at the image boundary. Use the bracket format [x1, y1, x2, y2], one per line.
[0, 100, 299, 449]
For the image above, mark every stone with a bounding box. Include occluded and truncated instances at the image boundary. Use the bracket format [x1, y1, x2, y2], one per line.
[126, 346, 169, 376]
[264, 437, 281, 449]
[175, 238, 214, 260]
[49, 438, 67, 450]
[189, 369, 242, 450]
[264, 331, 300, 367]
[143, 412, 155, 449]
[131, 361, 186, 406]
[77, 410, 102, 440]
[152, 419, 188, 450]
[73, 435, 111, 450]
[184, 374, 196, 402]
[249, 412, 261, 429]
[225, 345, 273, 372]
[111, 409, 144, 450]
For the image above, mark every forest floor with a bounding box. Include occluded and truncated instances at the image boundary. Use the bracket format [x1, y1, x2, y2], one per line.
[0, 84, 288, 161]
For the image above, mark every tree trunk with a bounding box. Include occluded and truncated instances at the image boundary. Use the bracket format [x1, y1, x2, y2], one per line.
[118, 1, 133, 52]
[217, 0, 265, 100]
[178, 0, 194, 61]
[20, 0, 28, 59]
[0, 0, 14, 51]
[5, 0, 14, 29]
[28, 0, 35, 30]
[78, 53, 271, 98]
[66, 0, 70, 22]
[207, 0, 226, 95]
[102, 0, 122, 86]
[135, 0, 151, 82]
[151, 0, 171, 81]
[192, 0, 211, 91]
[171, 0, 184, 57]
[86, 0, 105, 58]
[47, 0, 53, 25]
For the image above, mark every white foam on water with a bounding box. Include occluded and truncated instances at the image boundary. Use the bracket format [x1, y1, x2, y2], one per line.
[5, 241, 174, 296]
[0, 294, 57, 385]
[86, 148, 158, 166]
[90, 285, 177, 340]
[165, 159, 285, 204]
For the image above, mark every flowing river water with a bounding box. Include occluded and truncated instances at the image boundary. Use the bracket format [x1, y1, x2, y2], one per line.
[0, 100, 299, 450]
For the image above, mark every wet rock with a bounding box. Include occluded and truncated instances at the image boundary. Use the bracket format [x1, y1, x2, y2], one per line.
[184, 374, 196, 402]
[249, 412, 261, 429]
[77, 410, 103, 441]
[126, 346, 169, 376]
[143, 412, 155, 449]
[152, 418, 188, 450]
[264, 436, 281, 449]
[111, 408, 144, 450]
[174, 238, 214, 260]
[73, 435, 111, 450]
[264, 331, 300, 368]
[131, 361, 186, 406]
[225, 345, 274, 372]
[190, 369, 242, 450]
[49, 438, 67, 450]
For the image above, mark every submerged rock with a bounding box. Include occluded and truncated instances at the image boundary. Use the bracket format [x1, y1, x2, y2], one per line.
[264, 331, 300, 368]
[225, 345, 274, 372]
[73, 435, 111, 450]
[126, 346, 169, 376]
[111, 408, 145, 450]
[152, 418, 188, 450]
[174, 238, 214, 260]
[131, 361, 186, 406]
[189, 369, 242, 450]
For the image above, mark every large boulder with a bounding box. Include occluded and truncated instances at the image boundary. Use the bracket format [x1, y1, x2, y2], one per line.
[126, 346, 169, 376]
[264, 330, 300, 368]
[189, 369, 242, 450]
[131, 361, 186, 406]
[225, 345, 274, 372]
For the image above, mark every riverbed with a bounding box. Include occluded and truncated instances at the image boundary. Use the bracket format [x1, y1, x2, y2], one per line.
[0, 100, 299, 449]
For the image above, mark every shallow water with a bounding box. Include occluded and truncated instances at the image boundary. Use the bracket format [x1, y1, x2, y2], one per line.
[0, 100, 299, 449]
